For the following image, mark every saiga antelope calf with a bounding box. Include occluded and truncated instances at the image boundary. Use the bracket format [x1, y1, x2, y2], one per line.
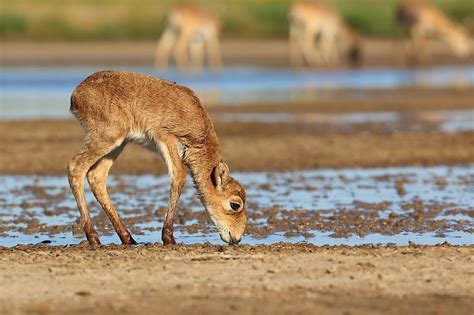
[155, 6, 222, 71]
[289, 2, 361, 67]
[397, 0, 471, 63]
[68, 71, 246, 246]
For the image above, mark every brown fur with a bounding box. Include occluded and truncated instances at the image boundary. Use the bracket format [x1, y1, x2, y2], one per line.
[289, 2, 361, 67]
[155, 6, 222, 71]
[68, 70, 247, 246]
[397, 0, 471, 63]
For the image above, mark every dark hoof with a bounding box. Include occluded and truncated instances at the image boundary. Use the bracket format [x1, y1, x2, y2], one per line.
[162, 235, 177, 245]
[162, 227, 176, 245]
[87, 234, 101, 247]
[124, 236, 138, 245]
[119, 233, 137, 245]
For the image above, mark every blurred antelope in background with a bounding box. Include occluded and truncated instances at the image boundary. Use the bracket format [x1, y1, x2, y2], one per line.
[155, 6, 222, 71]
[289, 2, 361, 68]
[68, 71, 246, 246]
[397, 0, 471, 64]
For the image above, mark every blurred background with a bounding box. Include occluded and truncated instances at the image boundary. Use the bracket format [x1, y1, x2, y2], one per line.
[0, 0, 474, 113]
[1, 0, 474, 115]
[2, 0, 473, 40]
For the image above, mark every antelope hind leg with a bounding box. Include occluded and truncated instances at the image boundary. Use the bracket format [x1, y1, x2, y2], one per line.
[68, 136, 124, 245]
[87, 143, 137, 245]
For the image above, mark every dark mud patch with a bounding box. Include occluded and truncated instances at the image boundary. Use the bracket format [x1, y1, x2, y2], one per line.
[213, 109, 474, 134]
[2, 119, 473, 174]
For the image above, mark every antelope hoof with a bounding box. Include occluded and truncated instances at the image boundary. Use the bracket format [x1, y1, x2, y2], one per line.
[87, 234, 102, 246]
[162, 226, 177, 245]
[123, 236, 137, 245]
[162, 234, 177, 245]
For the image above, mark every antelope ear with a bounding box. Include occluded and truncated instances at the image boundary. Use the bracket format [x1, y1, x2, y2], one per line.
[211, 162, 229, 191]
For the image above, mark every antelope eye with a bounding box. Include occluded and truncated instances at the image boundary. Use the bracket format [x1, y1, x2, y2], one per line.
[230, 202, 241, 211]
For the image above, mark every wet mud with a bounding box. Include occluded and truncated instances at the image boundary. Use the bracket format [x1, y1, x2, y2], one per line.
[2, 88, 473, 173]
[1, 166, 472, 246]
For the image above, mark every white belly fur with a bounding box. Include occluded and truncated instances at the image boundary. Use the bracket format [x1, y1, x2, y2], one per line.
[126, 130, 177, 181]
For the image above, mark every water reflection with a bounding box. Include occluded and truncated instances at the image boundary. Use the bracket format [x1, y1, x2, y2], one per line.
[218, 109, 474, 132]
[1, 66, 473, 119]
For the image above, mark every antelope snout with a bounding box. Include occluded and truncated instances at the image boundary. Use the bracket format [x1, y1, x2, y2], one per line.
[220, 231, 242, 245]
[229, 232, 241, 245]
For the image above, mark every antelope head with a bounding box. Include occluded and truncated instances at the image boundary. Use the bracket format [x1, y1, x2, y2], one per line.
[449, 26, 471, 59]
[203, 161, 247, 245]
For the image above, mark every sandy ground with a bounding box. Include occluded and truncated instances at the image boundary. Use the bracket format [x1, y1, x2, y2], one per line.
[0, 244, 473, 315]
[2, 39, 474, 68]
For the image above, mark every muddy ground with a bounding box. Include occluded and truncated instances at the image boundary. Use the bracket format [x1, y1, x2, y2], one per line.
[2, 39, 474, 67]
[1, 88, 473, 174]
[2, 167, 472, 241]
[0, 244, 473, 315]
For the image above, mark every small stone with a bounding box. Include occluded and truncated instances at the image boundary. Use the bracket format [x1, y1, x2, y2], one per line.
[75, 291, 91, 296]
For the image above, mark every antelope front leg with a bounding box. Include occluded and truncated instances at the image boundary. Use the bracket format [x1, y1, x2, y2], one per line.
[174, 31, 193, 71]
[157, 140, 186, 245]
[162, 177, 185, 245]
[410, 27, 429, 65]
[155, 28, 176, 70]
[207, 33, 223, 71]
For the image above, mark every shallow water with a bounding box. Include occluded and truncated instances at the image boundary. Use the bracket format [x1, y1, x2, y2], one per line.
[218, 109, 474, 133]
[1, 66, 473, 119]
[0, 165, 472, 247]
